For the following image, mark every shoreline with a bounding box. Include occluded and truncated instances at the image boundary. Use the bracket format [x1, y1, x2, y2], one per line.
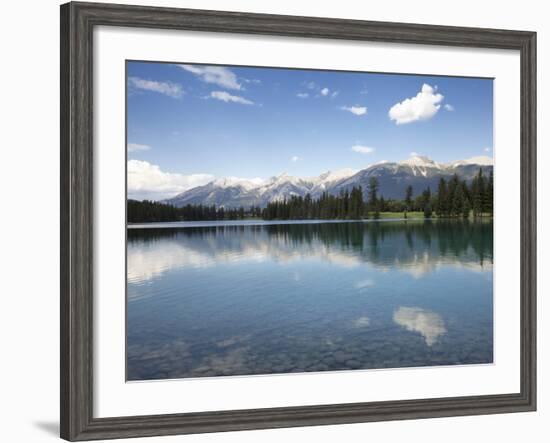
[127, 216, 493, 229]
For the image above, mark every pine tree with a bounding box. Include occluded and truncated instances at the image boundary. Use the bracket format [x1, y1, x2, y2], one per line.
[421, 187, 432, 218]
[484, 170, 493, 215]
[405, 185, 413, 211]
[348, 186, 364, 219]
[128, 164, 495, 223]
[462, 194, 471, 218]
[452, 178, 463, 217]
[367, 177, 379, 218]
[379, 196, 386, 213]
[472, 168, 485, 217]
[436, 178, 448, 218]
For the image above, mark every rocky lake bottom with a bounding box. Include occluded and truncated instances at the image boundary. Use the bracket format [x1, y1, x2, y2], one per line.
[127, 220, 493, 380]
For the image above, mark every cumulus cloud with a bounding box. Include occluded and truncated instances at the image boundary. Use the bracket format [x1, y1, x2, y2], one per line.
[341, 105, 367, 116]
[127, 143, 151, 152]
[128, 77, 183, 98]
[331, 90, 339, 98]
[179, 64, 242, 90]
[444, 103, 455, 111]
[127, 160, 214, 201]
[320, 87, 330, 96]
[484, 147, 492, 152]
[296, 92, 309, 98]
[290, 156, 301, 163]
[389, 84, 444, 125]
[209, 91, 254, 105]
[351, 145, 375, 154]
[410, 151, 420, 157]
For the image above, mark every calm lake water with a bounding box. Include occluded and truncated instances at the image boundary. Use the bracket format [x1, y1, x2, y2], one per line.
[127, 220, 493, 381]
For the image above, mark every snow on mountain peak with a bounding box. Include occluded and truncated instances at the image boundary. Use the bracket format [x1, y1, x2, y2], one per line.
[448, 155, 493, 168]
[398, 155, 442, 177]
[165, 153, 494, 207]
[201, 155, 492, 192]
[213, 176, 265, 190]
[267, 172, 290, 183]
[400, 155, 440, 168]
[316, 168, 357, 183]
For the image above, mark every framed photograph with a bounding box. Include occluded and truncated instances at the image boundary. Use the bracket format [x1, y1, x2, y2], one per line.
[60, 2, 536, 440]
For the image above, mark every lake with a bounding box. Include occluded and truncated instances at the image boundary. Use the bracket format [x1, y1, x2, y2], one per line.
[127, 219, 493, 381]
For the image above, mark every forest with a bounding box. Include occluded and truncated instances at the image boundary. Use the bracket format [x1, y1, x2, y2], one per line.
[127, 169, 493, 223]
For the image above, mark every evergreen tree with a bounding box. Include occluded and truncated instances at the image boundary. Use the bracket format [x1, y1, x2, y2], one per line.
[367, 177, 379, 218]
[436, 178, 448, 217]
[423, 202, 433, 218]
[462, 194, 471, 218]
[405, 185, 413, 211]
[484, 170, 493, 215]
[421, 187, 432, 218]
[379, 196, 386, 212]
[451, 177, 463, 217]
[472, 168, 485, 217]
[128, 168, 493, 222]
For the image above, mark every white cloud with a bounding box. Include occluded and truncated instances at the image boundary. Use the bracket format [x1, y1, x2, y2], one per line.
[128, 77, 183, 98]
[444, 103, 455, 111]
[179, 64, 242, 90]
[303, 82, 334, 97]
[209, 91, 254, 105]
[127, 160, 214, 201]
[296, 92, 309, 98]
[243, 78, 261, 85]
[410, 151, 420, 157]
[484, 147, 492, 152]
[290, 156, 301, 163]
[351, 145, 375, 154]
[389, 83, 444, 125]
[341, 105, 367, 116]
[127, 143, 151, 152]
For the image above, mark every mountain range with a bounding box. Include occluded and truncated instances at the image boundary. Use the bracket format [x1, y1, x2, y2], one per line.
[164, 155, 493, 208]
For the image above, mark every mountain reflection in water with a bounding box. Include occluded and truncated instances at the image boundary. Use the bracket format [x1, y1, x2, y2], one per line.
[127, 220, 493, 380]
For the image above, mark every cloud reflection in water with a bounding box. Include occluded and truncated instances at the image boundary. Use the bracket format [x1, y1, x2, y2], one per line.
[128, 221, 493, 287]
[393, 306, 447, 346]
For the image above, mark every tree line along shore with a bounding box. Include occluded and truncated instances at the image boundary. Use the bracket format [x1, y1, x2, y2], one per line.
[128, 169, 493, 223]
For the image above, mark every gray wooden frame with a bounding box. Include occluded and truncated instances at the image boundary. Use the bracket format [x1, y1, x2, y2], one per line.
[60, 1, 537, 441]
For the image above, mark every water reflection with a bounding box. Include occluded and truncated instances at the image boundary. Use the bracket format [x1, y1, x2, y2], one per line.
[128, 220, 493, 286]
[393, 307, 447, 346]
[352, 316, 371, 328]
[127, 220, 493, 380]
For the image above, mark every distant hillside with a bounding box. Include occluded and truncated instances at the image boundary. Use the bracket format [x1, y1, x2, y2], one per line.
[164, 155, 493, 208]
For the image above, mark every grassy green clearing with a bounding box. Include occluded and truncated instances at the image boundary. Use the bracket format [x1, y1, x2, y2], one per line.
[377, 211, 424, 219]
[375, 211, 493, 220]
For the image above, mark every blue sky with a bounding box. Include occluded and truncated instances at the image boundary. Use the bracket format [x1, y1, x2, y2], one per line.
[127, 61, 493, 200]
